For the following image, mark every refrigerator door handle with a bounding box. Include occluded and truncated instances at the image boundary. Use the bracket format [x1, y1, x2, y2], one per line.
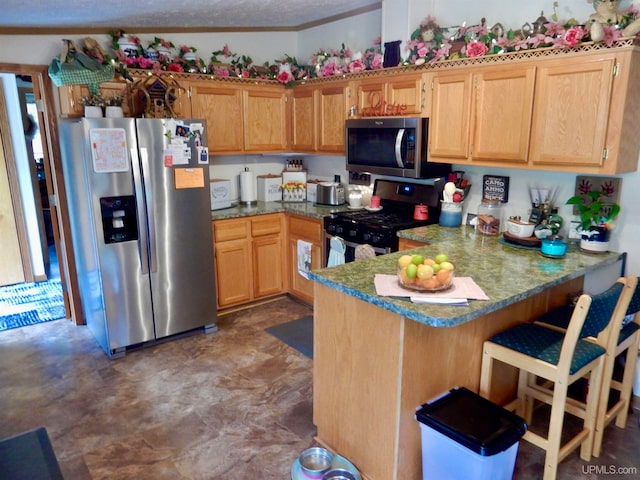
[131, 147, 150, 274]
[139, 147, 158, 273]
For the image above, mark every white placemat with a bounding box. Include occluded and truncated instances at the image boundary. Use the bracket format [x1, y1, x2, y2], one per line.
[374, 274, 489, 305]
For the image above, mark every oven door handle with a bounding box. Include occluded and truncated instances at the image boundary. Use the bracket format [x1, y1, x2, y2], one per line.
[394, 129, 405, 168]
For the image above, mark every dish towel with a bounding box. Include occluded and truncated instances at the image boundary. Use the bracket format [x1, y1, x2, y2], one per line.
[297, 239, 313, 279]
[327, 236, 346, 267]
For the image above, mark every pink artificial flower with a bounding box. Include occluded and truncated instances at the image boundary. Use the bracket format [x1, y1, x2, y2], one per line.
[543, 21, 565, 38]
[128, 35, 141, 45]
[429, 44, 452, 64]
[167, 63, 183, 72]
[417, 44, 429, 58]
[241, 70, 250, 78]
[137, 56, 154, 69]
[602, 25, 623, 47]
[465, 40, 489, 57]
[527, 33, 546, 49]
[514, 38, 531, 51]
[222, 44, 232, 57]
[320, 62, 340, 77]
[343, 47, 353, 58]
[370, 53, 383, 69]
[563, 26, 587, 47]
[348, 59, 365, 73]
[152, 62, 163, 75]
[277, 70, 294, 84]
[214, 67, 230, 77]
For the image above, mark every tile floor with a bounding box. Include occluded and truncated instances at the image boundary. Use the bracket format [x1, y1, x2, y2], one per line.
[0, 296, 638, 479]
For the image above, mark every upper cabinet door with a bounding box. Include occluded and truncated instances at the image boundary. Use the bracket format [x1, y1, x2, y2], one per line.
[386, 74, 425, 116]
[243, 86, 288, 152]
[317, 82, 350, 154]
[471, 66, 536, 164]
[529, 57, 614, 169]
[290, 85, 317, 152]
[429, 72, 473, 159]
[190, 82, 244, 153]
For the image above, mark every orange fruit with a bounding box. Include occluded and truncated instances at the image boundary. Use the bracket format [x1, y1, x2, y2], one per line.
[436, 269, 451, 285]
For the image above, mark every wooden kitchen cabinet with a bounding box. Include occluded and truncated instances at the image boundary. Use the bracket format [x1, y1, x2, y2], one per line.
[190, 81, 244, 153]
[529, 54, 615, 170]
[317, 81, 351, 154]
[429, 46, 640, 174]
[190, 81, 287, 154]
[57, 80, 133, 118]
[243, 85, 288, 152]
[251, 214, 285, 298]
[287, 214, 324, 304]
[290, 84, 317, 152]
[353, 72, 425, 116]
[429, 65, 535, 164]
[213, 214, 284, 309]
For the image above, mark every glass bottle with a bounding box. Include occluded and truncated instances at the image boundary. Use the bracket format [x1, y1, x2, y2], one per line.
[477, 199, 503, 235]
[547, 207, 563, 235]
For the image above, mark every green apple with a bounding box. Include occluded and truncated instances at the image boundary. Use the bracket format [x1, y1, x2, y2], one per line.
[406, 264, 418, 279]
[411, 254, 425, 265]
[435, 253, 448, 264]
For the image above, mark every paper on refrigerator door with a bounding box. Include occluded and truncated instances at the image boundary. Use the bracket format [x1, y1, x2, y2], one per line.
[297, 240, 312, 279]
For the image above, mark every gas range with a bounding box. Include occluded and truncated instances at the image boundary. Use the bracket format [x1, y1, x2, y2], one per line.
[324, 179, 441, 254]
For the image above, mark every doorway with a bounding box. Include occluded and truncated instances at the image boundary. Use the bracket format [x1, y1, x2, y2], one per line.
[0, 63, 77, 326]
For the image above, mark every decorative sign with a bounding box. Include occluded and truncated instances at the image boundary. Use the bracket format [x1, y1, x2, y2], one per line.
[360, 91, 408, 117]
[482, 175, 510, 203]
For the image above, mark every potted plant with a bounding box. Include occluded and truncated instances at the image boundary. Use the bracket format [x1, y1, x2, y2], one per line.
[566, 188, 620, 253]
[80, 92, 105, 117]
[104, 95, 124, 118]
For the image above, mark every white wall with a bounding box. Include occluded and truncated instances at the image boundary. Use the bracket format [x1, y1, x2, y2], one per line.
[297, 9, 382, 62]
[0, 32, 297, 66]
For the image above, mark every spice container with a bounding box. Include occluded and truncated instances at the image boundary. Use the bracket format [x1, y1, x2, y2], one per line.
[476, 199, 502, 235]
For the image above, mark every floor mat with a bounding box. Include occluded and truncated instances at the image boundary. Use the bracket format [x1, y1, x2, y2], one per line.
[265, 315, 313, 359]
[0, 279, 65, 332]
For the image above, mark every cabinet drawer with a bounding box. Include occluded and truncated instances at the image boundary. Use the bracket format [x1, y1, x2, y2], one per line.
[251, 214, 282, 237]
[213, 219, 249, 242]
[289, 215, 322, 242]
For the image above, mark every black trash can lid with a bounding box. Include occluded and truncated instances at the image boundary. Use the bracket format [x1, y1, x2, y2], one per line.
[415, 387, 527, 456]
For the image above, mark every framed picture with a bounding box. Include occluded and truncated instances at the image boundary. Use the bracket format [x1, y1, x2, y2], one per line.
[571, 176, 622, 215]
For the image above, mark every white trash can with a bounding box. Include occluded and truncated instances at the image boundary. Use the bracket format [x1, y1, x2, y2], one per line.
[415, 387, 527, 480]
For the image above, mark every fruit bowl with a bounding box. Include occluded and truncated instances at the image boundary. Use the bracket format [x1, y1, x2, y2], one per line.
[397, 265, 454, 292]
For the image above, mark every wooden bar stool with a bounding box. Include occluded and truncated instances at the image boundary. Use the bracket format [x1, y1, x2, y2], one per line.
[479, 278, 632, 480]
[535, 276, 640, 457]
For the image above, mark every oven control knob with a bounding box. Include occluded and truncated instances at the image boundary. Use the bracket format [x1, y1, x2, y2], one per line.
[336, 226, 343, 234]
[363, 233, 371, 242]
[348, 229, 357, 238]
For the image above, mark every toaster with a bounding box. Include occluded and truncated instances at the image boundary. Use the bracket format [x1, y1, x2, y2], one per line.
[316, 182, 346, 206]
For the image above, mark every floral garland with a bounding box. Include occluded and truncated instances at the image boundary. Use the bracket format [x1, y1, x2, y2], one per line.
[405, 6, 640, 66]
[81, 14, 640, 89]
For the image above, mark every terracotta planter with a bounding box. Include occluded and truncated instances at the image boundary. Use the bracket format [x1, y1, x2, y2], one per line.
[579, 225, 611, 253]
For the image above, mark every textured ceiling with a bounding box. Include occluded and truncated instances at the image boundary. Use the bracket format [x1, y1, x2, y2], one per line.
[0, 0, 381, 31]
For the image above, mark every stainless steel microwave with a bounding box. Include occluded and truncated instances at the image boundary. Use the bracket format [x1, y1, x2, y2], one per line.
[345, 117, 450, 179]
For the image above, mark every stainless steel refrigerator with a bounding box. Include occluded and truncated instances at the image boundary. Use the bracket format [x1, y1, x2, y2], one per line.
[60, 118, 217, 358]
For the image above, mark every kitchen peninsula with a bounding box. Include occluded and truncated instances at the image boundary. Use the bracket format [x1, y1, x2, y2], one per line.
[308, 225, 624, 480]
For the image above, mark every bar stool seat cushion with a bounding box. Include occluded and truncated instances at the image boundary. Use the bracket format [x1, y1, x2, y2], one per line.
[489, 323, 606, 375]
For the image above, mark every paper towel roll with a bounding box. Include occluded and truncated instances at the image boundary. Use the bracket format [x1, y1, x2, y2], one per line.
[240, 169, 257, 204]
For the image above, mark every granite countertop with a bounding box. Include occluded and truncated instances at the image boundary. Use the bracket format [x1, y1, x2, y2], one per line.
[308, 225, 624, 328]
[211, 200, 350, 220]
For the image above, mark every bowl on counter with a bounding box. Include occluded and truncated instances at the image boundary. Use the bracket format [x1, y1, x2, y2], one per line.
[397, 265, 454, 292]
[506, 218, 536, 238]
